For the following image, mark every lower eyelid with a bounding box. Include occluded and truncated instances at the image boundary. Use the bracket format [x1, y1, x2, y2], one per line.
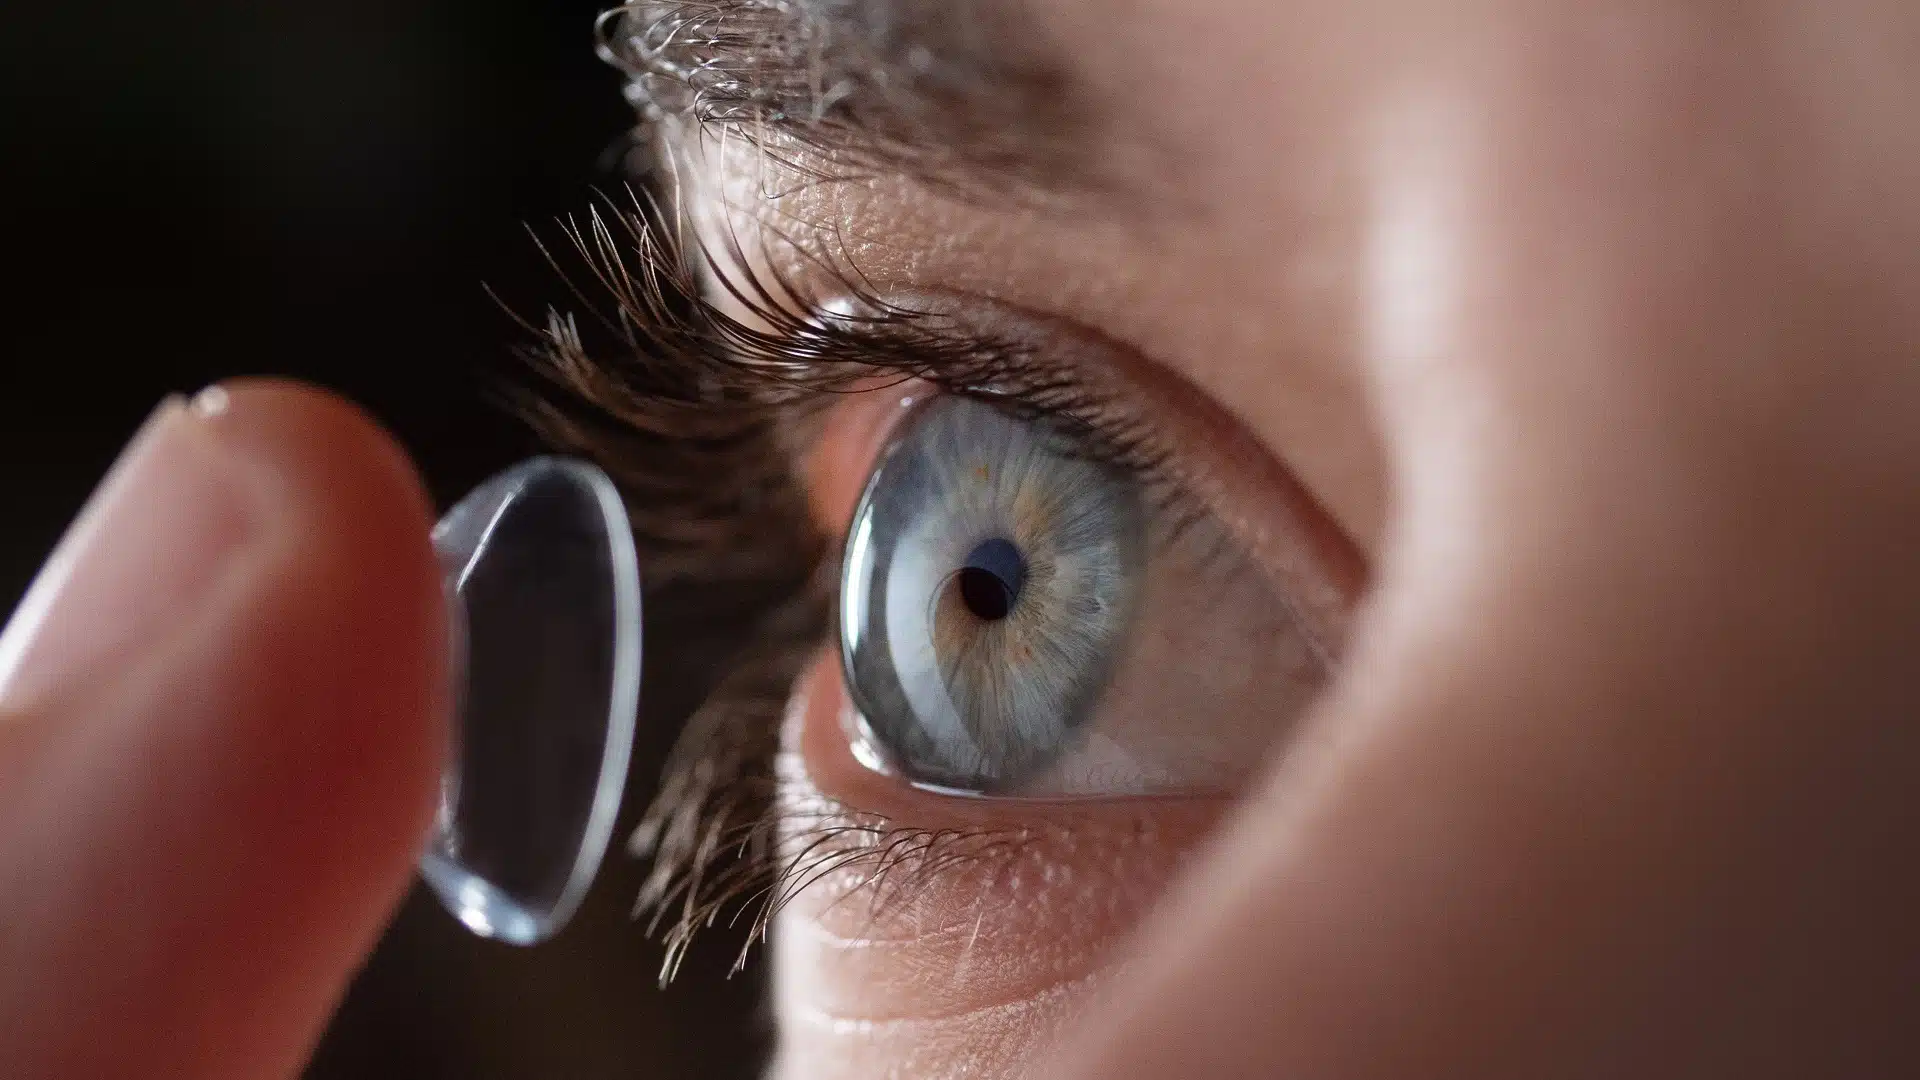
[779, 650, 1231, 995]
[790, 648, 1229, 831]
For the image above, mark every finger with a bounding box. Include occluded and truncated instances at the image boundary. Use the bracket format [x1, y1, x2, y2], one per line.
[0, 380, 448, 1080]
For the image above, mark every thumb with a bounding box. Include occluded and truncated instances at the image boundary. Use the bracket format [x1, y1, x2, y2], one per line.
[0, 380, 448, 1079]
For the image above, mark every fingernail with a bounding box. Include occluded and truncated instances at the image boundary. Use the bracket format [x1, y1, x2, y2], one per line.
[0, 388, 262, 710]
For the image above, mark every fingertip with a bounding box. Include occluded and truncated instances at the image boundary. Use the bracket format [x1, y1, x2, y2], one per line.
[199, 376, 449, 850]
[205, 377, 441, 571]
[191, 376, 450, 933]
[0, 379, 452, 1078]
[140, 379, 450, 1076]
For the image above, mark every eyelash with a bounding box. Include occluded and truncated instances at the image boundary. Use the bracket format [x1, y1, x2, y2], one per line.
[510, 188, 1187, 982]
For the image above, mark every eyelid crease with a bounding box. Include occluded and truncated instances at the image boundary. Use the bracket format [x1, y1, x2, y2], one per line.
[779, 963, 1106, 1029]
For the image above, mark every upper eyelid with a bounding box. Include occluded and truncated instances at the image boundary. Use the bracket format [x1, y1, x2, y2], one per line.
[810, 339, 1210, 579]
[678, 196, 1365, 658]
[601, 192, 1192, 506]
[798, 303, 1356, 660]
[661, 157, 1361, 596]
[703, 181, 1362, 656]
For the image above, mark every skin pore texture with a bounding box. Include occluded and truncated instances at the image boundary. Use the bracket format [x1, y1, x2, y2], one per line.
[647, 2, 1920, 1078]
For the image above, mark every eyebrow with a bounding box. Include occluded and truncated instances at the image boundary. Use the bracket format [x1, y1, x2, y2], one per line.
[598, 0, 1106, 199]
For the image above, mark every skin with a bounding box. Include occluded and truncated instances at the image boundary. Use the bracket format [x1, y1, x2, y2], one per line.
[1, 3, 1917, 1078]
[708, 1, 1920, 1076]
[0, 383, 446, 1079]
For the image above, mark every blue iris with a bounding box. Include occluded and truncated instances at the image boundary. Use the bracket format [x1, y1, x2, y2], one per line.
[839, 396, 1145, 792]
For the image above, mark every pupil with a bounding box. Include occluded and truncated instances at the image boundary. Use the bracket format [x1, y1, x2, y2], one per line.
[958, 568, 1013, 620]
[958, 538, 1026, 622]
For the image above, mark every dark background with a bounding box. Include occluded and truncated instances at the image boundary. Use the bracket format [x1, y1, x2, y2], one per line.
[3, 1, 767, 1075]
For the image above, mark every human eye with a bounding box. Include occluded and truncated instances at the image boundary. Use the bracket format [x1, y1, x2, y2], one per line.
[519, 178, 1363, 978]
[533, 2, 1371, 1069]
[837, 359, 1337, 799]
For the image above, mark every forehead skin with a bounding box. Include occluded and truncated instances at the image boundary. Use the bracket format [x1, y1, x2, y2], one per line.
[657, 0, 1405, 549]
[674, 0, 1918, 555]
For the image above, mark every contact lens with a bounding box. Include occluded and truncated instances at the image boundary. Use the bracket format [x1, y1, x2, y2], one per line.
[417, 457, 642, 946]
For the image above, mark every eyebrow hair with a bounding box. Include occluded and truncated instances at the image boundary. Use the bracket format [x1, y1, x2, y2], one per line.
[597, 0, 1103, 198]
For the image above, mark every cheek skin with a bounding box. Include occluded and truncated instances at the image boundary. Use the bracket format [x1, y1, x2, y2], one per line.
[769, 654, 1228, 1080]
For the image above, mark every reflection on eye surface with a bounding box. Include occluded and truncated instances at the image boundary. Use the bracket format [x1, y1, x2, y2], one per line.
[842, 395, 1146, 793]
